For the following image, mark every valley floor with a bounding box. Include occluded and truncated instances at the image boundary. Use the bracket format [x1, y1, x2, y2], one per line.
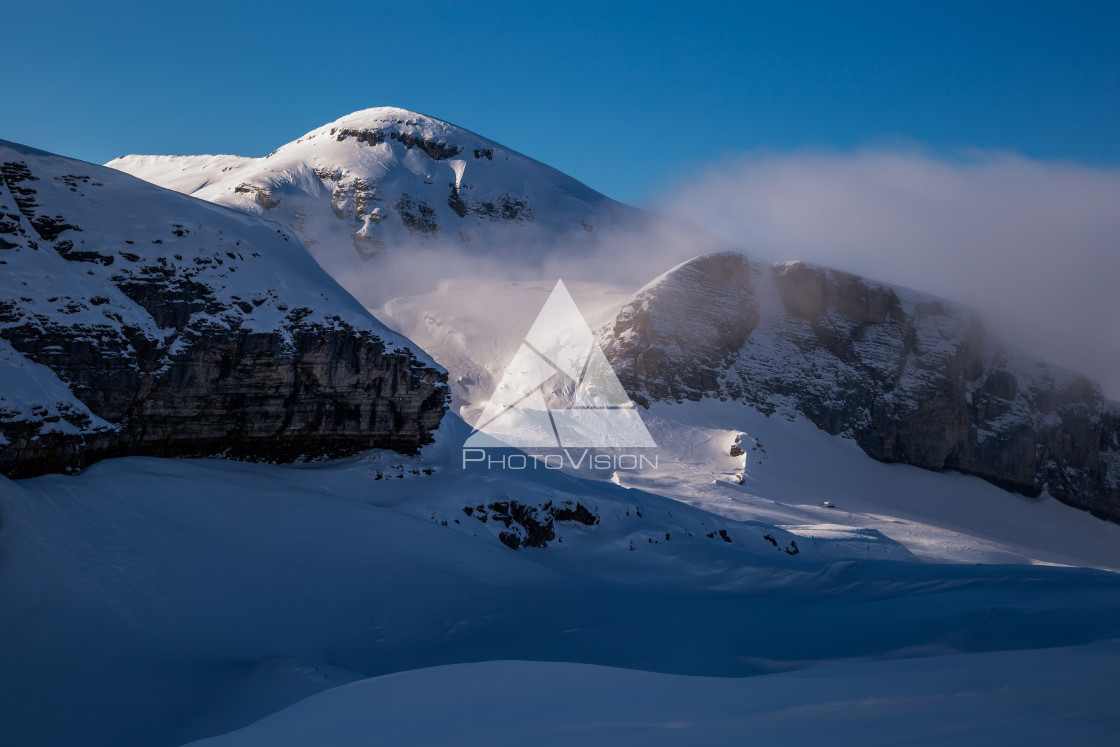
[2, 408, 1119, 745]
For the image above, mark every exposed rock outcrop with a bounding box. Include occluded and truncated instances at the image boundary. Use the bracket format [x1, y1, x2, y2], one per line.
[603, 252, 1120, 522]
[0, 140, 448, 478]
[462, 499, 599, 549]
[606, 253, 759, 404]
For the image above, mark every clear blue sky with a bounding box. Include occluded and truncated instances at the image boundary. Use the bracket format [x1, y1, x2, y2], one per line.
[4, 0, 1118, 204]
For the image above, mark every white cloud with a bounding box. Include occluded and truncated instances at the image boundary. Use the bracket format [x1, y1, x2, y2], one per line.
[652, 149, 1120, 398]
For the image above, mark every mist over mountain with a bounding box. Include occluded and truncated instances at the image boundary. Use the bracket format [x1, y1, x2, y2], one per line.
[109, 107, 1120, 522]
[652, 149, 1120, 399]
[108, 107, 728, 305]
[600, 252, 1120, 521]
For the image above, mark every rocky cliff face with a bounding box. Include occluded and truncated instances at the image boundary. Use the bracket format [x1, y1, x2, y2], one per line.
[0, 140, 448, 478]
[603, 253, 1120, 522]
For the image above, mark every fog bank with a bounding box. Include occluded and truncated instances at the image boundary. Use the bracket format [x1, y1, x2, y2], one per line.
[651, 149, 1120, 398]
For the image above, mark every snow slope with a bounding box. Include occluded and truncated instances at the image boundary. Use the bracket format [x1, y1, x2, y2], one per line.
[634, 400, 1120, 570]
[109, 107, 624, 238]
[188, 642, 1120, 746]
[2, 139, 417, 351]
[2, 417, 1120, 745]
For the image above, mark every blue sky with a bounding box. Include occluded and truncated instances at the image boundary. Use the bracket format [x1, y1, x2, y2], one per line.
[5, 0, 1118, 204]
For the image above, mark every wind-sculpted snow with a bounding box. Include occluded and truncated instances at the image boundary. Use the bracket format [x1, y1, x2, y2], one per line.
[186, 644, 1120, 746]
[0, 140, 447, 476]
[603, 252, 1120, 521]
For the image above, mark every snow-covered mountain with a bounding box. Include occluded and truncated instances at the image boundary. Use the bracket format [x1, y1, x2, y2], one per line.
[4, 111, 1120, 747]
[109, 106, 622, 241]
[601, 252, 1120, 521]
[106, 108, 701, 305]
[0, 140, 447, 476]
[108, 109, 1120, 524]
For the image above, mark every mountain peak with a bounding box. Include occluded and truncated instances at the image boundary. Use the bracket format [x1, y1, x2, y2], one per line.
[328, 106, 448, 128]
[108, 107, 638, 276]
[297, 106, 486, 151]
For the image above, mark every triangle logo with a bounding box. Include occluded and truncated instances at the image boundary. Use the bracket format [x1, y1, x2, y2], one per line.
[465, 280, 656, 448]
